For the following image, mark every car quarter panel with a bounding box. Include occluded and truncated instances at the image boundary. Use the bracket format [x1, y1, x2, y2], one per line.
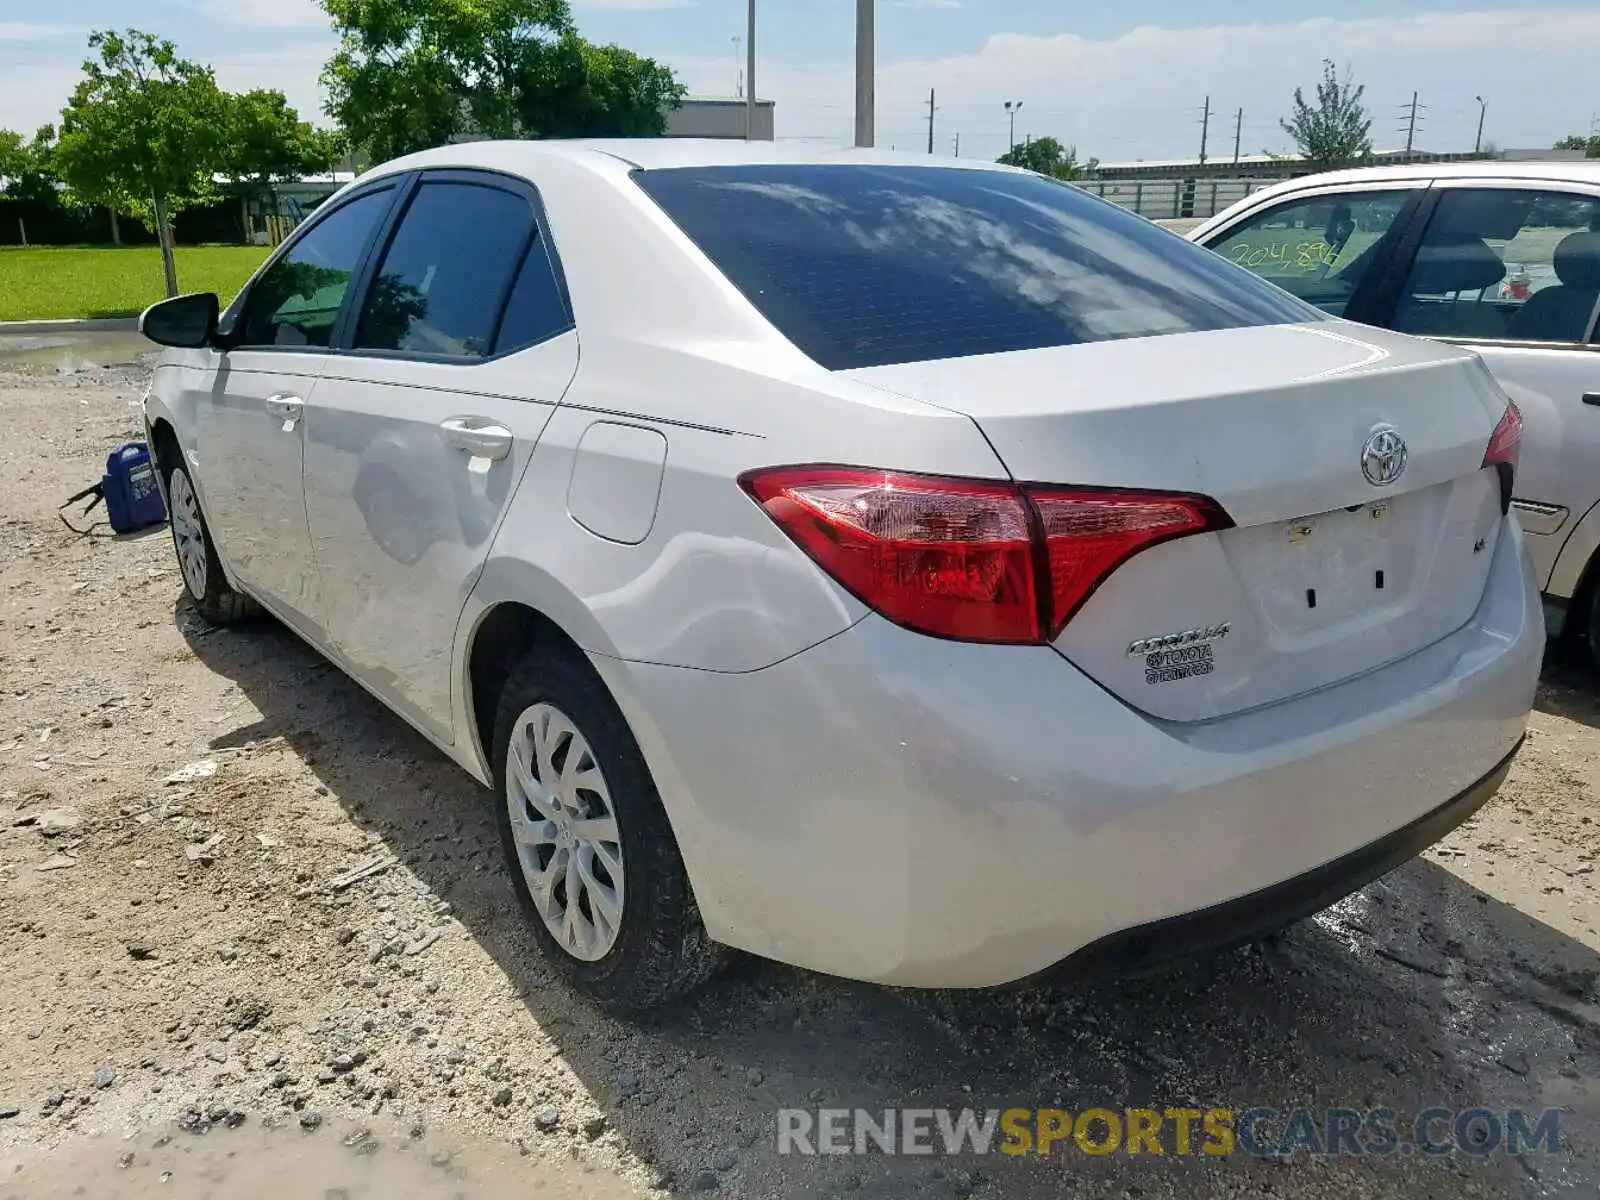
[455, 150, 1013, 675]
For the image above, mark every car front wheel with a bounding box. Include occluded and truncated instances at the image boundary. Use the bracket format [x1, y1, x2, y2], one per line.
[164, 461, 255, 625]
[491, 647, 727, 1009]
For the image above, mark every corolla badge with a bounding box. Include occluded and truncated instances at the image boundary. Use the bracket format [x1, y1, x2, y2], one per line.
[1361, 426, 1408, 487]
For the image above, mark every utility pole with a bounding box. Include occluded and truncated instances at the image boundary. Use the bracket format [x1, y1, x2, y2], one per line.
[952, 132, 960, 157]
[1233, 107, 1243, 164]
[1401, 91, 1422, 160]
[1474, 95, 1487, 154]
[854, 0, 874, 148]
[1005, 100, 1023, 153]
[926, 88, 936, 154]
[745, 0, 756, 140]
[1198, 95, 1211, 164]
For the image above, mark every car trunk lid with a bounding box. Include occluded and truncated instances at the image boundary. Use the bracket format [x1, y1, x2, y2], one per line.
[843, 322, 1511, 721]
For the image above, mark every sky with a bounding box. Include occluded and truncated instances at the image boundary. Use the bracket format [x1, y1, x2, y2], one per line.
[2, 2, 1598, 165]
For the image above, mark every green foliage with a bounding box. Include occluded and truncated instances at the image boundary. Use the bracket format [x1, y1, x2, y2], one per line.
[0, 126, 60, 204]
[1554, 135, 1600, 158]
[54, 30, 228, 228]
[224, 89, 344, 206]
[514, 35, 686, 138]
[1281, 60, 1372, 168]
[996, 136, 1092, 181]
[0, 244, 270, 321]
[318, 0, 684, 157]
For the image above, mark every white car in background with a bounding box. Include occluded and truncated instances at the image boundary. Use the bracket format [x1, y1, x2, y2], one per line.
[139, 141, 1540, 1009]
[1190, 162, 1600, 664]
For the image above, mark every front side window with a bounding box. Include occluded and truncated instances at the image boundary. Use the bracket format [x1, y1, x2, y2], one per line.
[353, 181, 535, 359]
[1204, 191, 1413, 316]
[1392, 189, 1600, 343]
[237, 188, 393, 348]
[635, 165, 1319, 371]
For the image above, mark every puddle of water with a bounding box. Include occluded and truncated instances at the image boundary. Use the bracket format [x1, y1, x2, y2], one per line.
[0, 332, 156, 375]
[0, 1115, 645, 1200]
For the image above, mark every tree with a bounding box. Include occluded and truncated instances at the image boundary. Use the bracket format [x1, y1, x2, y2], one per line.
[319, 0, 684, 157]
[996, 136, 1092, 181]
[512, 35, 686, 138]
[1281, 59, 1372, 168]
[223, 89, 343, 240]
[54, 30, 228, 297]
[0, 126, 60, 204]
[1554, 134, 1600, 158]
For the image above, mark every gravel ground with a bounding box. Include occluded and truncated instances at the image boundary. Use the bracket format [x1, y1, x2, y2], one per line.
[2, 340, 1599, 1198]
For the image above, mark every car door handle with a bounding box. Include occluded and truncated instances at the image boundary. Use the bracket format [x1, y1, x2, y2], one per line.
[438, 418, 513, 461]
[264, 393, 304, 429]
[1583, 393, 1600, 407]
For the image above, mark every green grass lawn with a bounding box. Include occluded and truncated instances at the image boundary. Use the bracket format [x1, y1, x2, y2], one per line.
[0, 245, 272, 322]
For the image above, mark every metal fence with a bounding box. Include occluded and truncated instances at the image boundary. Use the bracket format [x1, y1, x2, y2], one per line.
[1077, 178, 1275, 221]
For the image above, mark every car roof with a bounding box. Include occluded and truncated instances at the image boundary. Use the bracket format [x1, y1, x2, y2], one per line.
[362, 137, 1025, 180]
[1236, 158, 1600, 200]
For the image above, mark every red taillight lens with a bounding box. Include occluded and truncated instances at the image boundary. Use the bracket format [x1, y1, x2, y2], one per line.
[1029, 489, 1231, 637]
[739, 467, 1041, 642]
[1483, 401, 1522, 469]
[740, 466, 1229, 644]
[1483, 401, 1522, 512]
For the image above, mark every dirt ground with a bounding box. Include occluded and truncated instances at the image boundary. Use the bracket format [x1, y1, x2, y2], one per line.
[3, 336, 1600, 1199]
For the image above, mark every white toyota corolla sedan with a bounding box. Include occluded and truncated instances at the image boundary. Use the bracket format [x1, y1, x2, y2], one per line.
[140, 140, 1542, 1009]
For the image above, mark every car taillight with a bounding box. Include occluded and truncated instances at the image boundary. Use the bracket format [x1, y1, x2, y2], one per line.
[1029, 488, 1231, 634]
[1482, 400, 1522, 513]
[740, 466, 1230, 644]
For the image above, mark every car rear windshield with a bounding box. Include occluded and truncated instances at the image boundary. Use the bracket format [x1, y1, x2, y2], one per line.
[634, 164, 1322, 370]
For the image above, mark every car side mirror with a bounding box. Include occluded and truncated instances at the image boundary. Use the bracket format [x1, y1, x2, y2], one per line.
[139, 292, 219, 349]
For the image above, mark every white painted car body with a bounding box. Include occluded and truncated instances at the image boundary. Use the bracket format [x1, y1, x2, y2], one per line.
[144, 140, 1540, 990]
[1189, 161, 1600, 636]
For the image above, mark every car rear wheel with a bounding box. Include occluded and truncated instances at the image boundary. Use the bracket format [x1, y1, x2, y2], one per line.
[491, 648, 727, 1009]
[164, 462, 255, 625]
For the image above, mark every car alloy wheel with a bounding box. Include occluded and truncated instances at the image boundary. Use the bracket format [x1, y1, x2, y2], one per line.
[504, 701, 625, 962]
[167, 468, 210, 601]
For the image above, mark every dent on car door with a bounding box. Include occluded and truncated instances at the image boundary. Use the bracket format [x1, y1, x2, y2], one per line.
[302, 174, 577, 745]
[195, 184, 399, 640]
[1379, 185, 1600, 595]
[1201, 187, 1424, 319]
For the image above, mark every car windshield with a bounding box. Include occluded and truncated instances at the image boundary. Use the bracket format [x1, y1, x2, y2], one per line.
[634, 164, 1322, 370]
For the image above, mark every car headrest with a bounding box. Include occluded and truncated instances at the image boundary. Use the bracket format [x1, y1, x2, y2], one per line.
[1409, 237, 1506, 296]
[1554, 230, 1600, 291]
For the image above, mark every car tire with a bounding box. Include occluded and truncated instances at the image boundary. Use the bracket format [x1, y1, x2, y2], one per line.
[1577, 577, 1600, 678]
[490, 646, 728, 1010]
[163, 460, 256, 625]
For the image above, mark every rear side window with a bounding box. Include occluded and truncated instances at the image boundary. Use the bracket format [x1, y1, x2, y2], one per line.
[494, 240, 571, 355]
[634, 165, 1320, 370]
[354, 181, 534, 359]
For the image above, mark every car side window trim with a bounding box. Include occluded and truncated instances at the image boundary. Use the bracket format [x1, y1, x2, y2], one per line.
[1356, 186, 1442, 329]
[221, 179, 405, 353]
[331, 167, 576, 366]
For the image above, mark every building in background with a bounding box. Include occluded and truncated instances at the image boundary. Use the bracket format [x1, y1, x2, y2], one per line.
[666, 97, 775, 141]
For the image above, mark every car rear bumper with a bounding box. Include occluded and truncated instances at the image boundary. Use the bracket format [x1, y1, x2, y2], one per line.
[1050, 739, 1518, 983]
[593, 519, 1542, 988]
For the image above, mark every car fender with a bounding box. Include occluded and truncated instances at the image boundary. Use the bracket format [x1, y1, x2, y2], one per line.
[450, 555, 628, 783]
[1547, 494, 1600, 603]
